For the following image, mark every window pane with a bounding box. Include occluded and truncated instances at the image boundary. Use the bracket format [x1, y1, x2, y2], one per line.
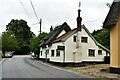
[51, 50, 54, 57]
[81, 37, 88, 43]
[98, 50, 102, 55]
[73, 36, 77, 42]
[41, 51, 42, 56]
[88, 49, 95, 57]
[56, 50, 60, 57]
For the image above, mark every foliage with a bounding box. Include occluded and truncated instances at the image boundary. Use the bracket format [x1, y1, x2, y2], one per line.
[6, 19, 35, 43]
[30, 32, 47, 54]
[2, 32, 19, 52]
[3, 19, 35, 54]
[92, 28, 110, 49]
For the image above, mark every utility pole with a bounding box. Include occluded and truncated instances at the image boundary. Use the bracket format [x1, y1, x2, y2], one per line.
[39, 18, 42, 34]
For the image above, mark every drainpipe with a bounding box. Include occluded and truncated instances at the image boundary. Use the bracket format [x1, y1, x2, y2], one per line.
[62, 42, 65, 64]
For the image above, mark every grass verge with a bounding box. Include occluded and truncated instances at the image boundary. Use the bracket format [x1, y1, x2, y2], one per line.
[63, 64, 119, 78]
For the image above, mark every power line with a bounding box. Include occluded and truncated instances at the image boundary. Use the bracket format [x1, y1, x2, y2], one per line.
[30, 22, 39, 26]
[19, 0, 31, 20]
[83, 18, 104, 24]
[29, 0, 39, 23]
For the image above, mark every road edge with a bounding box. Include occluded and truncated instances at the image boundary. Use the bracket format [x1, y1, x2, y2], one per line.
[33, 59, 92, 78]
[0, 58, 5, 64]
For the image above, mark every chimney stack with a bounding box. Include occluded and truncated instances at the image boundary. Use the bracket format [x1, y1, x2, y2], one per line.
[50, 26, 53, 32]
[76, 2, 82, 31]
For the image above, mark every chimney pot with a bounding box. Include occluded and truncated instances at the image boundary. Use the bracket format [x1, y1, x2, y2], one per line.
[50, 26, 53, 32]
[76, 9, 82, 31]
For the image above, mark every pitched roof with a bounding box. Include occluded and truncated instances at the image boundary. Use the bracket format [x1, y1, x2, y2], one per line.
[53, 25, 110, 52]
[53, 28, 77, 43]
[103, 1, 120, 28]
[38, 22, 71, 47]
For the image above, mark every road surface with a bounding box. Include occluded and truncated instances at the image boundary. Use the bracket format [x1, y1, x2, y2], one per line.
[2, 55, 87, 78]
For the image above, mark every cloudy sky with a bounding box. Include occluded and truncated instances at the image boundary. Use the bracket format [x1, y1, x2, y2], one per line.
[0, 0, 113, 35]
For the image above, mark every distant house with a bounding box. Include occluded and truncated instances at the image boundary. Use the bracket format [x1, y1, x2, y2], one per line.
[103, 0, 120, 74]
[38, 8, 109, 63]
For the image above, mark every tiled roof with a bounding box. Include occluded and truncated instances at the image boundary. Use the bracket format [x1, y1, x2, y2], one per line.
[38, 22, 71, 47]
[53, 28, 77, 43]
[103, 1, 120, 28]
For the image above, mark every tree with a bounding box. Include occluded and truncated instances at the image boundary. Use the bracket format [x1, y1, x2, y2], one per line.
[6, 19, 35, 54]
[92, 28, 110, 49]
[2, 32, 19, 52]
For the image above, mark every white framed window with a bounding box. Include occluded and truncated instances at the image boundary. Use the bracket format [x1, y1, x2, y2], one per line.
[81, 37, 88, 43]
[51, 50, 54, 57]
[98, 50, 102, 55]
[88, 49, 95, 57]
[73, 35, 77, 42]
[41, 51, 42, 56]
[56, 50, 60, 57]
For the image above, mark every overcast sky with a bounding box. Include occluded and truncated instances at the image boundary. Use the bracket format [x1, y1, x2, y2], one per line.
[0, 0, 113, 35]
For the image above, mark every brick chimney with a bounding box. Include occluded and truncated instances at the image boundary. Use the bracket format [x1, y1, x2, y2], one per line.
[50, 26, 53, 32]
[76, 7, 82, 31]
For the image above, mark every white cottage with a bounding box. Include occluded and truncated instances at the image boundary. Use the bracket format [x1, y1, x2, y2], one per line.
[38, 8, 109, 63]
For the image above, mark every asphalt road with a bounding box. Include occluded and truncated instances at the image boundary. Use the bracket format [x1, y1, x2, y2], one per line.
[1, 55, 87, 78]
[0, 59, 2, 79]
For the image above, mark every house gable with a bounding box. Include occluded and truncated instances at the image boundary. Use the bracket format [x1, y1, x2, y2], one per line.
[53, 28, 77, 43]
[53, 25, 110, 53]
[57, 30, 66, 38]
[82, 25, 110, 53]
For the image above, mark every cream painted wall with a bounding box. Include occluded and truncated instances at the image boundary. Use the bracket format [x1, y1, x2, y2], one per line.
[110, 14, 120, 68]
[39, 47, 47, 59]
[49, 42, 65, 62]
[65, 28, 107, 63]
[65, 32, 82, 63]
[81, 28, 106, 62]
[57, 30, 66, 38]
[118, 14, 120, 68]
